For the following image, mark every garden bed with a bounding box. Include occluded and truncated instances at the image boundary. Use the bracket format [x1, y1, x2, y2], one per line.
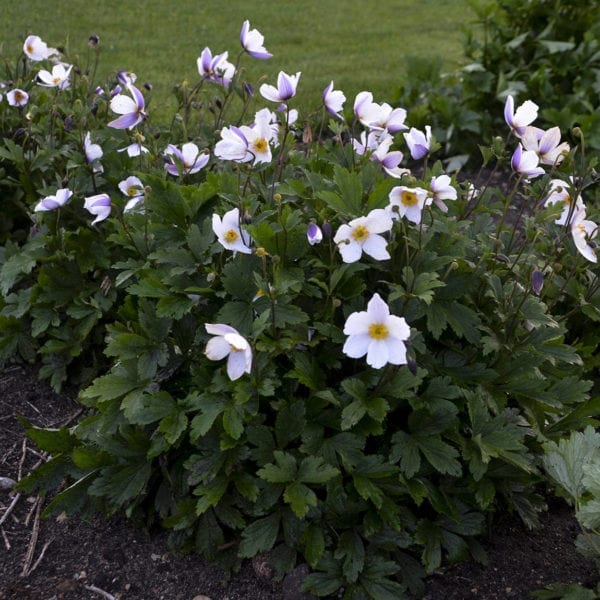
[1, 364, 596, 600]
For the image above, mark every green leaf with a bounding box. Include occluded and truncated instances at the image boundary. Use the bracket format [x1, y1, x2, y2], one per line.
[159, 411, 188, 444]
[88, 462, 152, 506]
[417, 436, 462, 477]
[194, 477, 228, 514]
[578, 499, 600, 530]
[189, 398, 226, 440]
[238, 512, 281, 558]
[333, 165, 363, 215]
[334, 530, 365, 583]
[222, 405, 244, 440]
[390, 431, 421, 478]
[303, 524, 326, 568]
[23, 424, 76, 454]
[284, 481, 318, 518]
[258, 451, 297, 483]
[341, 399, 367, 430]
[297, 456, 339, 484]
[121, 390, 176, 425]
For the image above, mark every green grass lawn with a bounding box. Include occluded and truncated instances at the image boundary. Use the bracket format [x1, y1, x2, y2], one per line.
[2, 0, 475, 119]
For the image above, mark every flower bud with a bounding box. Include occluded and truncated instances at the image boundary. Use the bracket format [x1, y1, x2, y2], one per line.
[307, 223, 323, 245]
[407, 359, 418, 376]
[243, 211, 252, 225]
[88, 34, 100, 47]
[531, 270, 544, 295]
[321, 221, 332, 239]
[243, 82, 254, 97]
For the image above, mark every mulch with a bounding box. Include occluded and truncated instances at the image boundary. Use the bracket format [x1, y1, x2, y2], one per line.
[0, 363, 597, 599]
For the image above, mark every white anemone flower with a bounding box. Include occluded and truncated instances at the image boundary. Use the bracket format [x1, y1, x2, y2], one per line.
[343, 293, 411, 369]
[323, 81, 346, 119]
[23, 35, 58, 61]
[333, 209, 392, 263]
[428, 175, 457, 213]
[164, 142, 210, 176]
[543, 179, 584, 226]
[37, 63, 72, 90]
[118, 176, 145, 212]
[83, 193, 111, 225]
[205, 323, 252, 380]
[6, 89, 29, 107]
[34, 188, 73, 212]
[521, 126, 570, 166]
[212, 207, 252, 254]
[571, 209, 598, 263]
[403, 126, 432, 161]
[259, 71, 301, 103]
[387, 186, 428, 224]
[504, 95, 538, 137]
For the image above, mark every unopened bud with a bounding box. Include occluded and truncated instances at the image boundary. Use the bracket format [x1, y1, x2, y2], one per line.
[307, 223, 323, 245]
[407, 359, 418, 376]
[243, 211, 252, 225]
[273, 193, 282, 203]
[243, 82, 254, 97]
[321, 221, 332, 239]
[531, 270, 544, 295]
[88, 34, 100, 47]
[255, 247, 269, 257]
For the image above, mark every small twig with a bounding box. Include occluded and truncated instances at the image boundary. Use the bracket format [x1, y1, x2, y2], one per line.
[1, 526, 10, 550]
[84, 584, 117, 600]
[20, 498, 41, 576]
[0, 493, 21, 527]
[24, 497, 40, 527]
[27, 540, 52, 575]
[56, 408, 83, 428]
[25, 446, 47, 460]
[18, 438, 27, 481]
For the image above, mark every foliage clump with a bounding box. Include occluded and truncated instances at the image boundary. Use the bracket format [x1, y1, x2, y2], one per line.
[0, 19, 599, 599]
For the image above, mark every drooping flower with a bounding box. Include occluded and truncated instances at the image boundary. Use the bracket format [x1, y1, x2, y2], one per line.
[511, 143, 545, 179]
[240, 20, 272, 59]
[23, 35, 58, 61]
[403, 126, 432, 160]
[116, 70, 137, 86]
[504, 94, 538, 137]
[387, 185, 429, 224]
[164, 142, 209, 176]
[34, 188, 72, 212]
[521, 126, 570, 166]
[333, 209, 393, 263]
[307, 223, 323, 245]
[323, 81, 346, 119]
[353, 92, 407, 133]
[83, 193, 111, 224]
[37, 63, 72, 89]
[543, 178, 585, 225]
[342, 293, 411, 369]
[118, 142, 149, 157]
[205, 323, 252, 380]
[118, 176, 145, 212]
[212, 207, 252, 254]
[571, 208, 598, 263]
[108, 84, 147, 129]
[197, 48, 235, 88]
[84, 131, 103, 173]
[260, 71, 301, 103]
[369, 135, 409, 178]
[428, 175, 457, 213]
[6, 89, 29, 107]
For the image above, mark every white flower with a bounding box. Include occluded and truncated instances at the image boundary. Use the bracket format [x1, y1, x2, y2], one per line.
[83, 193, 111, 224]
[511, 143, 545, 179]
[387, 186, 428, 224]
[307, 223, 323, 245]
[333, 209, 392, 263]
[323, 81, 346, 119]
[428, 175, 457, 213]
[343, 293, 411, 369]
[260, 71, 301, 103]
[521, 126, 569, 166]
[84, 131, 103, 173]
[37, 64, 72, 89]
[118, 176, 145, 212]
[240, 20, 272, 60]
[571, 208, 598, 263]
[118, 142, 149, 157]
[205, 323, 252, 380]
[6, 89, 29, 107]
[164, 142, 209, 176]
[212, 207, 252, 254]
[504, 95, 538, 137]
[23, 35, 58, 61]
[34, 188, 72, 212]
[543, 179, 584, 225]
[403, 126, 432, 160]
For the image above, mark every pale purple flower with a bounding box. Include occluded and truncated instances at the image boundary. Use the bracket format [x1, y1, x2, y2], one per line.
[108, 84, 146, 129]
[428, 175, 457, 212]
[164, 142, 209, 176]
[352, 130, 387, 156]
[323, 81, 346, 119]
[34, 188, 72, 212]
[37, 64, 72, 89]
[531, 270, 544, 295]
[215, 126, 252, 163]
[511, 143, 545, 179]
[215, 113, 274, 166]
[260, 71, 301, 103]
[240, 20, 272, 59]
[521, 126, 569, 166]
[571, 208, 598, 263]
[403, 126, 432, 160]
[352, 91, 407, 133]
[370, 135, 409, 178]
[544, 179, 585, 226]
[84, 193, 111, 224]
[6, 89, 29, 107]
[342, 293, 410, 369]
[23, 35, 58, 61]
[197, 48, 235, 88]
[117, 70, 137, 86]
[307, 223, 323, 245]
[213, 207, 252, 254]
[333, 209, 393, 263]
[387, 186, 428, 224]
[353, 91, 380, 127]
[205, 323, 252, 380]
[118, 176, 145, 212]
[504, 95, 538, 137]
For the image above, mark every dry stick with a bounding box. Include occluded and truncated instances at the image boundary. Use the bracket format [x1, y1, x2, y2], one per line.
[0, 493, 21, 527]
[83, 584, 117, 600]
[27, 540, 52, 575]
[17, 438, 27, 481]
[1, 526, 10, 550]
[20, 498, 41, 576]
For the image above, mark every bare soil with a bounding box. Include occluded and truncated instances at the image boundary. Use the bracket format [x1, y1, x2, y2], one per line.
[0, 364, 597, 599]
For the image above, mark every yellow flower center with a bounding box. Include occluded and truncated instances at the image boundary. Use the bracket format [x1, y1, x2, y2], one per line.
[352, 224, 370, 241]
[368, 323, 389, 340]
[128, 187, 139, 197]
[26, 44, 34, 54]
[14, 91, 24, 102]
[224, 229, 239, 243]
[53, 76, 61, 84]
[563, 193, 572, 206]
[253, 138, 268, 153]
[401, 190, 419, 206]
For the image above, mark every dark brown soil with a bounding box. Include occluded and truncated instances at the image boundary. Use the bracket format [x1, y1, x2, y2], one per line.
[0, 364, 597, 600]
